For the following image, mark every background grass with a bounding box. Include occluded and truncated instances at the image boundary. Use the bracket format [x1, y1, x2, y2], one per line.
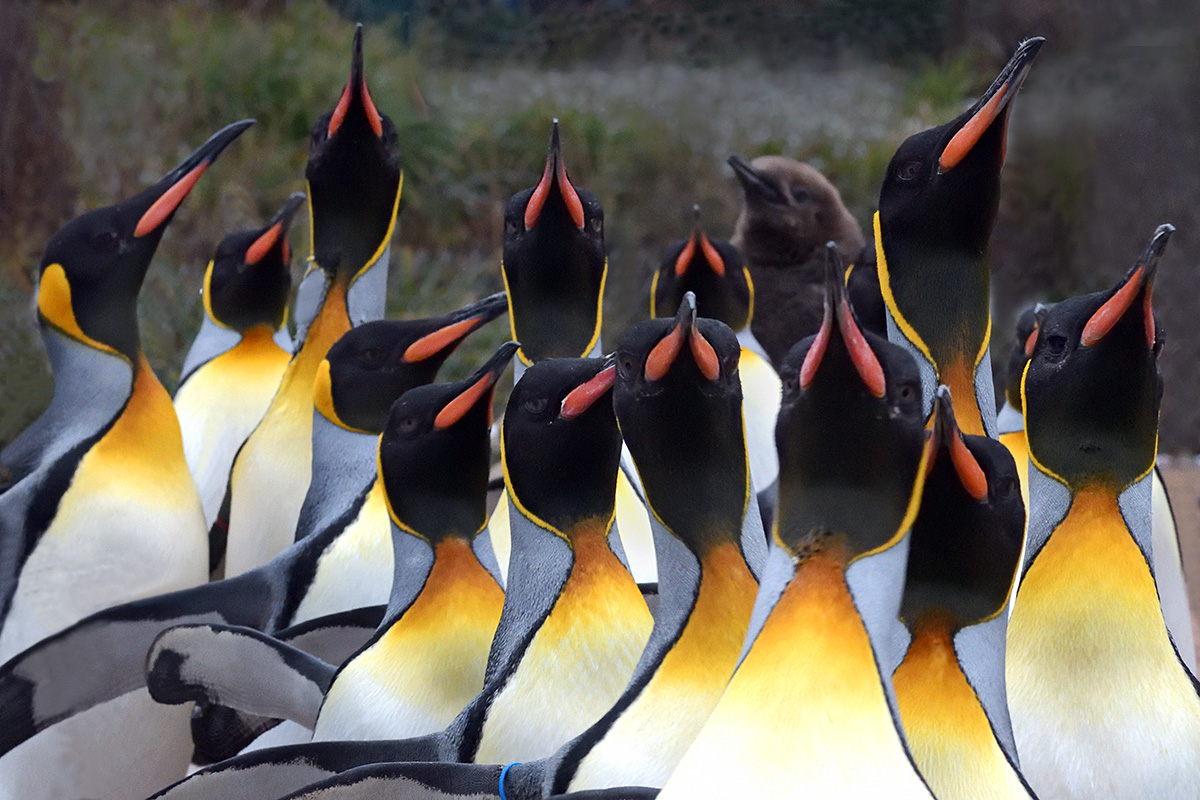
[3, 0, 1199, 450]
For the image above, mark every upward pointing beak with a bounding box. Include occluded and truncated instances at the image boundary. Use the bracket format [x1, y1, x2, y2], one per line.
[939, 37, 1044, 173]
[327, 24, 384, 139]
[134, 119, 255, 238]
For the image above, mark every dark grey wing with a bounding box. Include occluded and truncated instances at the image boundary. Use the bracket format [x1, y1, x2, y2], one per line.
[146, 623, 337, 728]
[0, 569, 276, 757]
[189, 604, 386, 763]
[280, 762, 510, 800]
[149, 740, 430, 800]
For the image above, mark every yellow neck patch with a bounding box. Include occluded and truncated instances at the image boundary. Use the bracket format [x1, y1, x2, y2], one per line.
[37, 264, 123, 359]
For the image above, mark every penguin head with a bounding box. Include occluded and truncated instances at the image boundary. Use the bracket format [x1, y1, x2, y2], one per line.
[205, 193, 305, 333]
[652, 205, 752, 332]
[1023, 225, 1168, 489]
[614, 293, 747, 552]
[379, 341, 519, 542]
[502, 119, 606, 364]
[316, 291, 510, 434]
[36, 120, 253, 362]
[503, 357, 621, 534]
[727, 153, 848, 266]
[774, 245, 927, 563]
[1003, 303, 1048, 411]
[306, 24, 402, 285]
[879, 38, 1043, 255]
[902, 386, 1025, 627]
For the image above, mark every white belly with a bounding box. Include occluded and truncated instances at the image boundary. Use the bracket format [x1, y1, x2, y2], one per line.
[0, 690, 193, 800]
[290, 481, 392, 625]
[0, 454, 207, 660]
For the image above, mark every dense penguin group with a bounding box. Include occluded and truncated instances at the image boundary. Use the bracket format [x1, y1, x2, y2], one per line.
[0, 23, 1198, 800]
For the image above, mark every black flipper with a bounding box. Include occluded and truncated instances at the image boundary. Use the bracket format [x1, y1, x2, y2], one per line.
[146, 623, 337, 728]
[0, 569, 276, 757]
[279, 761, 510, 800]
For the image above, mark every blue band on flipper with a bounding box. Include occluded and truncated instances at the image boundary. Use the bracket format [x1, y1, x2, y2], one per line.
[499, 762, 522, 800]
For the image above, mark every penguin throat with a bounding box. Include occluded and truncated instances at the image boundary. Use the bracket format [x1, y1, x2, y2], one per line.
[892, 617, 1020, 796]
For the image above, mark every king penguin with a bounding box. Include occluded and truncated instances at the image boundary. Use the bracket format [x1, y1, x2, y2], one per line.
[1007, 225, 1200, 800]
[658, 250, 934, 799]
[492, 120, 655, 586]
[148, 343, 518, 748]
[874, 37, 1042, 436]
[223, 25, 403, 576]
[0, 295, 507, 771]
[0, 119, 253, 800]
[142, 355, 654, 800]
[651, 206, 781, 528]
[178, 296, 767, 800]
[174, 193, 303, 544]
[999, 302, 1194, 671]
[892, 386, 1036, 799]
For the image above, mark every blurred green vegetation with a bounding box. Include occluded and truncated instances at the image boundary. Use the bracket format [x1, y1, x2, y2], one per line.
[4, 0, 1198, 450]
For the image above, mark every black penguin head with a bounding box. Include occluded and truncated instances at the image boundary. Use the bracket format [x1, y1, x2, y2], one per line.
[653, 205, 752, 331]
[502, 119, 606, 364]
[1003, 303, 1048, 411]
[614, 293, 746, 552]
[727, 153, 849, 266]
[879, 38, 1043, 254]
[206, 193, 305, 332]
[774, 246, 927, 563]
[316, 291, 509, 433]
[379, 341, 518, 542]
[36, 120, 253, 361]
[306, 24, 402, 284]
[1024, 225, 1168, 489]
[503, 357, 621, 533]
[903, 387, 1025, 627]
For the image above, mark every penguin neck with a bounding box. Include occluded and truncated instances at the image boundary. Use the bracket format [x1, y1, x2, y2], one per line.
[383, 527, 504, 630]
[635, 515, 759, 687]
[463, 503, 651, 766]
[893, 612, 1028, 794]
[2, 327, 134, 481]
[293, 413, 380, 541]
[487, 503, 647, 684]
[178, 313, 243, 385]
[875, 213, 995, 438]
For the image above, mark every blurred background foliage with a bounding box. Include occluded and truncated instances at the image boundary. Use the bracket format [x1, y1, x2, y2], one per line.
[1, 0, 1198, 450]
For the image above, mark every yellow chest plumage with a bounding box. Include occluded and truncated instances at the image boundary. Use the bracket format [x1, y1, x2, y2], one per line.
[474, 520, 652, 765]
[569, 542, 758, 791]
[175, 327, 291, 526]
[660, 551, 933, 799]
[314, 537, 503, 741]
[1008, 485, 1200, 799]
[0, 359, 207, 659]
[225, 282, 352, 575]
[893, 622, 1031, 799]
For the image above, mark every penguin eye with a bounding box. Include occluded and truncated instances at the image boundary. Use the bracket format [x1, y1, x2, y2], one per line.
[790, 186, 810, 203]
[723, 351, 739, 376]
[398, 416, 421, 436]
[995, 476, 1017, 497]
[505, 217, 521, 235]
[782, 375, 800, 401]
[617, 353, 637, 376]
[589, 216, 602, 234]
[898, 383, 916, 402]
[897, 161, 922, 182]
[522, 397, 548, 415]
[358, 348, 384, 366]
[1043, 334, 1068, 360]
[91, 230, 120, 253]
